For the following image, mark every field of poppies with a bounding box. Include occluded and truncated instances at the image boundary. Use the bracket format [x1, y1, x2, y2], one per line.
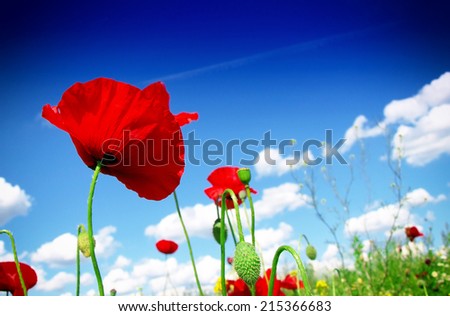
[1, 78, 449, 296]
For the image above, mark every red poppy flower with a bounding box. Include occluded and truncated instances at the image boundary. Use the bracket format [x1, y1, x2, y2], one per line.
[405, 226, 424, 242]
[204, 166, 256, 209]
[0, 262, 38, 296]
[226, 278, 251, 296]
[280, 273, 305, 290]
[226, 269, 302, 296]
[227, 257, 234, 265]
[42, 78, 198, 201]
[156, 239, 178, 255]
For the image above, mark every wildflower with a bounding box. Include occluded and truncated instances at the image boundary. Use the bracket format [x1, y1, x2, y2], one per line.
[156, 240, 178, 255]
[405, 226, 424, 242]
[225, 269, 303, 296]
[315, 280, 329, 295]
[42, 78, 198, 200]
[0, 262, 38, 296]
[432, 271, 438, 278]
[205, 166, 256, 209]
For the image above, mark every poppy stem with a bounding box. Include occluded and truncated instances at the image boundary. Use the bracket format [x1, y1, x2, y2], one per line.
[87, 161, 104, 296]
[245, 186, 256, 247]
[222, 190, 244, 242]
[225, 208, 238, 246]
[76, 225, 83, 296]
[173, 190, 204, 296]
[0, 230, 27, 296]
[268, 245, 312, 296]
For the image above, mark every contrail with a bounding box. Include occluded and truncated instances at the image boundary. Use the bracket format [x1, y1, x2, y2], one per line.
[147, 22, 396, 83]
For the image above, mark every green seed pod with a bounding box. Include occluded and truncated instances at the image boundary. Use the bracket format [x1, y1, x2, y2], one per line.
[212, 218, 227, 244]
[237, 168, 251, 185]
[78, 226, 95, 258]
[233, 241, 261, 286]
[306, 245, 317, 260]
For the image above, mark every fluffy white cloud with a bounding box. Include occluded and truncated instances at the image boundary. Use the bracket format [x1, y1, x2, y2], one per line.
[0, 240, 14, 261]
[30, 233, 77, 267]
[254, 148, 300, 177]
[30, 226, 119, 267]
[0, 177, 32, 225]
[112, 255, 132, 269]
[253, 182, 310, 220]
[36, 271, 76, 292]
[345, 188, 445, 236]
[340, 115, 385, 153]
[145, 183, 309, 242]
[309, 244, 351, 275]
[342, 72, 450, 166]
[144, 203, 217, 242]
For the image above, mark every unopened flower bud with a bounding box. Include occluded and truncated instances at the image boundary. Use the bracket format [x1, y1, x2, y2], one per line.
[237, 168, 251, 185]
[78, 225, 95, 258]
[212, 218, 227, 244]
[233, 241, 261, 286]
[306, 245, 317, 260]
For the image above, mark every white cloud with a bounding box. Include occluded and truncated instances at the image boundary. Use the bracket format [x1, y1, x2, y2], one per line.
[31, 226, 119, 267]
[144, 203, 217, 242]
[0, 177, 32, 225]
[80, 273, 95, 286]
[112, 255, 132, 269]
[145, 183, 309, 242]
[340, 115, 385, 153]
[36, 271, 76, 292]
[345, 188, 444, 236]
[342, 72, 450, 166]
[253, 183, 310, 220]
[392, 104, 450, 165]
[254, 148, 300, 178]
[309, 244, 351, 275]
[30, 233, 77, 267]
[0, 240, 14, 261]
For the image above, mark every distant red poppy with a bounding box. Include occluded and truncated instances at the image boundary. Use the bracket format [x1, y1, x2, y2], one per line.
[0, 262, 38, 296]
[156, 239, 178, 255]
[226, 269, 303, 296]
[42, 78, 198, 201]
[227, 257, 234, 265]
[405, 226, 424, 242]
[204, 166, 256, 209]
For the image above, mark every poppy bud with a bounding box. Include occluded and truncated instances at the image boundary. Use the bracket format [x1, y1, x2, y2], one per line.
[233, 241, 261, 286]
[237, 168, 251, 185]
[110, 289, 117, 296]
[78, 226, 95, 258]
[306, 245, 317, 260]
[212, 218, 227, 244]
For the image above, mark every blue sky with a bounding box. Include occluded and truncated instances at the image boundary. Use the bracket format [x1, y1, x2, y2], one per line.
[1, 0, 449, 295]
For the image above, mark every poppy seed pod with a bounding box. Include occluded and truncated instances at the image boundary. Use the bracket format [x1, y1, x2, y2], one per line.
[306, 245, 317, 260]
[237, 168, 251, 185]
[233, 242, 261, 286]
[78, 226, 95, 258]
[212, 218, 227, 244]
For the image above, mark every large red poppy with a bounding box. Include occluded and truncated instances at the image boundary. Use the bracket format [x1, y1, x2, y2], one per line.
[0, 261, 38, 296]
[226, 269, 303, 296]
[204, 166, 256, 209]
[405, 226, 424, 242]
[42, 78, 198, 201]
[156, 239, 178, 255]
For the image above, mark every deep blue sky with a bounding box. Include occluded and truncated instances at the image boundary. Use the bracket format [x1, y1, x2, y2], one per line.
[1, 0, 449, 295]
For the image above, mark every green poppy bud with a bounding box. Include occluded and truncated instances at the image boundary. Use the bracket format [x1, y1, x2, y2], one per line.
[233, 241, 261, 286]
[306, 245, 317, 260]
[237, 168, 251, 185]
[78, 225, 95, 258]
[212, 218, 227, 244]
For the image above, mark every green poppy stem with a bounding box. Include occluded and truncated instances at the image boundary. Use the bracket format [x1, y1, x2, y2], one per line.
[219, 189, 245, 296]
[216, 204, 237, 246]
[76, 225, 83, 296]
[87, 161, 104, 296]
[0, 230, 27, 296]
[173, 190, 204, 296]
[245, 186, 256, 247]
[268, 245, 312, 296]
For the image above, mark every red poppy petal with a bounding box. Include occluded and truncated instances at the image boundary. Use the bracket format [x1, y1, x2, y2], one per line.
[0, 262, 37, 296]
[174, 112, 199, 127]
